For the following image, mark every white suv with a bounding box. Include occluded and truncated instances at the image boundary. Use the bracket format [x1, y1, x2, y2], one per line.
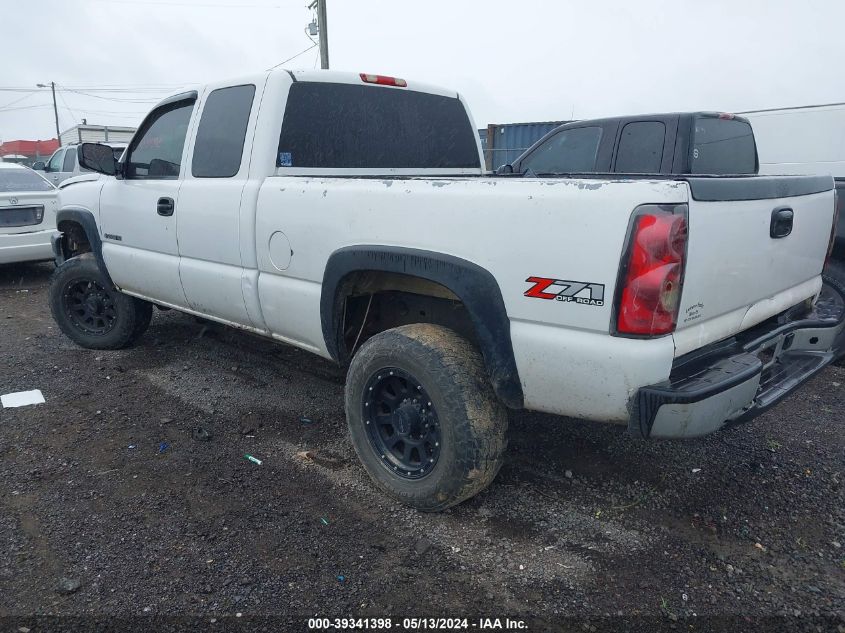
[35, 144, 127, 187]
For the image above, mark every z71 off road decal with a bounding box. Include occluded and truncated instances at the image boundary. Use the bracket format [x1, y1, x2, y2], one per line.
[524, 276, 605, 307]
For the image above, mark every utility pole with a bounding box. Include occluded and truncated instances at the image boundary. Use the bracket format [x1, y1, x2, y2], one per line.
[316, 0, 329, 69]
[37, 82, 61, 145]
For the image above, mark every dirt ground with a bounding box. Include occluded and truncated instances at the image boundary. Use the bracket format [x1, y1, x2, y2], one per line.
[0, 262, 843, 632]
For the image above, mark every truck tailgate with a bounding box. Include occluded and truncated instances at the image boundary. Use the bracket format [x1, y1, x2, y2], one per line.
[674, 175, 835, 356]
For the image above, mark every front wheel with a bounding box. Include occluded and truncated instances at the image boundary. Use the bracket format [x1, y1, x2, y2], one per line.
[345, 324, 508, 512]
[49, 254, 152, 350]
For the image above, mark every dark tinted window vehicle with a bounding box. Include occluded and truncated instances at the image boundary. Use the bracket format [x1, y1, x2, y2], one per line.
[520, 126, 602, 174]
[0, 168, 54, 192]
[192, 84, 256, 178]
[615, 121, 665, 172]
[278, 83, 480, 169]
[691, 116, 757, 174]
[126, 100, 195, 180]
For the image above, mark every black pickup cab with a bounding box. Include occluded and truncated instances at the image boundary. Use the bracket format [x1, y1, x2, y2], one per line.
[496, 112, 758, 176]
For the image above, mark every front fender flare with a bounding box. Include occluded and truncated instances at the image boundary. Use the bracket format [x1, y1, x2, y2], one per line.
[55, 206, 114, 287]
[321, 246, 524, 409]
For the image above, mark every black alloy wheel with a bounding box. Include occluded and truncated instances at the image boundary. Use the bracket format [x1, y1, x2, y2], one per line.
[63, 279, 118, 335]
[362, 367, 441, 479]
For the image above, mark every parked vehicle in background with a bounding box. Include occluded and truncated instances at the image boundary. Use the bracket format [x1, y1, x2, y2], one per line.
[33, 143, 127, 187]
[0, 163, 58, 264]
[741, 103, 845, 287]
[496, 112, 758, 176]
[49, 70, 844, 511]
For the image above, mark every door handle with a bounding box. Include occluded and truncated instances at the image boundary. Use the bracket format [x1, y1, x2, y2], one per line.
[157, 197, 175, 217]
[770, 206, 793, 238]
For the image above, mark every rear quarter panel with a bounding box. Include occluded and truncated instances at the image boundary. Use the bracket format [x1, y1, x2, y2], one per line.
[255, 176, 687, 420]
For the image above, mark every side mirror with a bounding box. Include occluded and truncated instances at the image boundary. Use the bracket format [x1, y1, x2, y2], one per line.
[31, 161, 46, 171]
[78, 143, 116, 176]
[496, 163, 514, 175]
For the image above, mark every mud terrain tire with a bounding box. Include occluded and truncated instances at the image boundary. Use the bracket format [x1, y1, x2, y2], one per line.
[345, 324, 508, 512]
[49, 254, 152, 350]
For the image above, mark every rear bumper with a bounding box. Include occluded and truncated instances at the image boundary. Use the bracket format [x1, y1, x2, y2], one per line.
[630, 283, 845, 439]
[0, 229, 58, 265]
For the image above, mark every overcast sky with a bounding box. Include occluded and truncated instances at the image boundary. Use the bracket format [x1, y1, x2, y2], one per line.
[1, 0, 843, 142]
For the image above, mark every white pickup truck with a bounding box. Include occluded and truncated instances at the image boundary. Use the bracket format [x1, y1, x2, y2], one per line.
[51, 69, 845, 511]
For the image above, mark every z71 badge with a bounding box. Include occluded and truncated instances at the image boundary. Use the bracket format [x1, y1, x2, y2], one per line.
[524, 276, 605, 307]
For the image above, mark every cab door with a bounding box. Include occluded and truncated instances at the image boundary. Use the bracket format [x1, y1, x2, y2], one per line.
[99, 93, 198, 307]
[176, 80, 263, 328]
[43, 149, 65, 186]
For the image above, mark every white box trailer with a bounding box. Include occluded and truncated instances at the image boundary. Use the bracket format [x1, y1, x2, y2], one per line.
[59, 124, 136, 147]
[740, 103, 845, 280]
[740, 103, 845, 178]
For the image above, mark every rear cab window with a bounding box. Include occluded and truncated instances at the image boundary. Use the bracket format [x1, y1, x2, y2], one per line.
[277, 82, 480, 170]
[691, 116, 757, 174]
[519, 126, 603, 174]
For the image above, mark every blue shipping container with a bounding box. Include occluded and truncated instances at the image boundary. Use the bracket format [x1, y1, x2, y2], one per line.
[480, 121, 569, 171]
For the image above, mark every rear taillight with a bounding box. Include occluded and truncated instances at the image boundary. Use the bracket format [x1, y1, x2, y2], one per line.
[826, 188, 840, 267]
[615, 204, 688, 336]
[359, 73, 407, 87]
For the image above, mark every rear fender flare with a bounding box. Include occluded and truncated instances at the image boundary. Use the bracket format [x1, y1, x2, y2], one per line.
[321, 246, 524, 409]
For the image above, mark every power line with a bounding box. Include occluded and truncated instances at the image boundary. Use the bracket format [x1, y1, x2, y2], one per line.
[0, 91, 37, 110]
[60, 88, 164, 103]
[267, 43, 317, 70]
[0, 86, 189, 93]
[56, 88, 83, 127]
[84, 0, 282, 8]
[0, 103, 53, 113]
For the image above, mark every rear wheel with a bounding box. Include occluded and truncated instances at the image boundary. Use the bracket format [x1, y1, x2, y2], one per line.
[345, 324, 508, 511]
[49, 254, 152, 350]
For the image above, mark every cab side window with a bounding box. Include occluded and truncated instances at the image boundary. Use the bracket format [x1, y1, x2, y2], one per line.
[520, 127, 603, 174]
[192, 85, 256, 178]
[615, 121, 665, 173]
[62, 149, 76, 172]
[125, 99, 195, 180]
[46, 149, 64, 173]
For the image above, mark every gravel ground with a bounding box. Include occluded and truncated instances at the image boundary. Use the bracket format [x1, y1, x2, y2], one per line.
[0, 262, 843, 632]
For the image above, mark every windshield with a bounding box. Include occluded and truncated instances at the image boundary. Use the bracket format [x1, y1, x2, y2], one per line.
[0, 168, 54, 192]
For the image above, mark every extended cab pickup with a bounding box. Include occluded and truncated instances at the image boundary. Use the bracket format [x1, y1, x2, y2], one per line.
[51, 70, 845, 511]
[496, 112, 759, 176]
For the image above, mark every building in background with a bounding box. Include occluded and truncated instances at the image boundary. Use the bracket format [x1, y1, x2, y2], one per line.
[59, 124, 136, 146]
[0, 139, 60, 165]
[479, 121, 569, 171]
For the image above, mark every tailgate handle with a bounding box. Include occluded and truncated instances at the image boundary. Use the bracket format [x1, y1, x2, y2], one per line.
[770, 206, 794, 238]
